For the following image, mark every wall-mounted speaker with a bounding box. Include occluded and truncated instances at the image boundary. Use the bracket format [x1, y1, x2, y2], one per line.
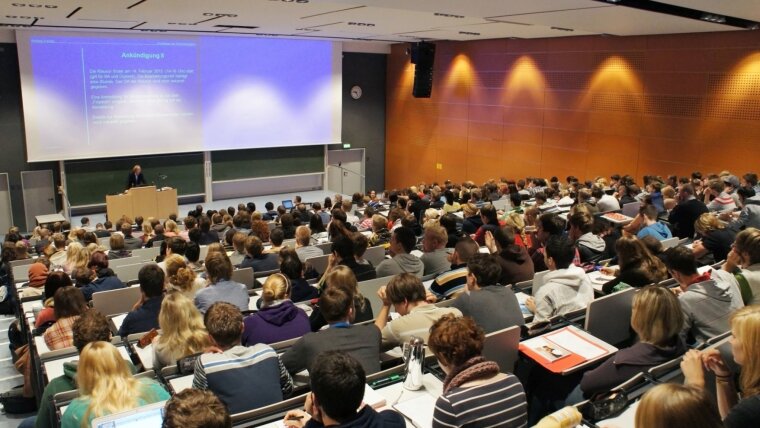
[411, 42, 435, 98]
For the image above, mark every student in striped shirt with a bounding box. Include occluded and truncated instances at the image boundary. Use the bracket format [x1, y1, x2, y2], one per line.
[429, 315, 528, 428]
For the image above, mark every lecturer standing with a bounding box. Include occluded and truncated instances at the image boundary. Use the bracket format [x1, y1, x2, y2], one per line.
[126, 164, 147, 189]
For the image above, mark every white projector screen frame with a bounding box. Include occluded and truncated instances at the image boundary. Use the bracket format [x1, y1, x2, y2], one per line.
[16, 30, 342, 162]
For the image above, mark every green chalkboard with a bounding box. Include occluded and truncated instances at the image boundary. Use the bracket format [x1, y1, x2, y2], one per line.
[211, 146, 324, 181]
[65, 153, 204, 206]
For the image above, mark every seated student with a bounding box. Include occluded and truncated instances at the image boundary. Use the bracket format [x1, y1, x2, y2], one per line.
[634, 383, 723, 428]
[44, 287, 88, 350]
[473, 204, 501, 246]
[242, 274, 310, 345]
[61, 341, 170, 428]
[323, 234, 376, 282]
[279, 213, 297, 239]
[310, 266, 373, 331]
[665, 246, 744, 345]
[368, 214, 392, 248]
[145, 224, 166, 248]
[157, 237, 188, 273]
[107, 233, 132, 260]
[262, 202, 278, 221]
[193, 302, 293, 414]
[704, 179, 737, 212]
[429, 315, 527, 428]
[163, 389, 231, 428]
[266, 228, 286, 254]
[375, 273, 461, 350]
[576, 286, 686, 399]
[429, 237, 480, 300]
[120, 222, 143, 250]
[525, 236, 594, 323]
[568, 211, 609, 263]
[278, 249, 319, 304]
[529, 213, 578, 272]
[635, 204, 673, 241]
[375, 227, 424, 278]
[420, 224, 451, 276]
[239, 236, 279, 272]
[281, 286, 381, 375]
[152, 292, 210, 371]
[692, 212, 737, 263]
[20, 309, 114, 428]
[723, 187, 760, 232]
[283, 351, 404, 428]
[165, 254, 206, 299]
[723, 228, 760, 305]
[593, 185, 621, 213]
[601, 236, 668, 294]
[78, 251, 124, 300]
[669, 184, 709, 239]
[451, 254, 524, 333]
[681, 305, 760, 428]
[194, 253, 249, 314]
[461, 203, 483, 235]
[485, 228, 534, 285]
[118, 264, 165, 337]
[295, 225, 322, 262]
[197, 216, 221, 246]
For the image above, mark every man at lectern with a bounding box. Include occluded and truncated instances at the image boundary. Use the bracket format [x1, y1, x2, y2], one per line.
[127, 164, 147, 189]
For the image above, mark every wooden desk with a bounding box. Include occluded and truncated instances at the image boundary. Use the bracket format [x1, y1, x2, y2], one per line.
[106, 186, 178, 222]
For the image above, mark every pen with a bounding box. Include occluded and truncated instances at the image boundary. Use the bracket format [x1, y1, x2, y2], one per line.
[286, 416, 304, 421]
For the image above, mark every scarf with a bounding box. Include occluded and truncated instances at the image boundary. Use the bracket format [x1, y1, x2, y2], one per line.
[442, 356, 500, 395]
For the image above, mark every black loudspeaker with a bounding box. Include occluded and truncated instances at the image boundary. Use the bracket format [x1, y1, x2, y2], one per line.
[411, 42, 435, 98]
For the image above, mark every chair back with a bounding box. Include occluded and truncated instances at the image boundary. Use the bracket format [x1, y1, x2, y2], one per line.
[357, 276, 393, 315]
[661, 237, 679, 249]
[364, 246, 387, 267]
[305, 254, 330, 276]
[482, 325, 521, 373]
[231, 267, 255, 289]
[584, 287, 636, 346]
[92, 286, 143, 317]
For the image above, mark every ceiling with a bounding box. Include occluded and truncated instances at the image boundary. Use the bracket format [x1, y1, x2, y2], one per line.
[0, 0, 758, 43]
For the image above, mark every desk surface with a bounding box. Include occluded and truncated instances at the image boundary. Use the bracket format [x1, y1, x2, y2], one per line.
[375, 373, 443, 428]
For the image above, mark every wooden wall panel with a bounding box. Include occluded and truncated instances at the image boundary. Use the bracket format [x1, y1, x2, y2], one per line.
[386, 31, 760, 188]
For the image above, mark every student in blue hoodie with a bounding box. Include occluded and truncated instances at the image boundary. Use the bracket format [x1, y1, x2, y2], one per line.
[637, 204, 673, 241]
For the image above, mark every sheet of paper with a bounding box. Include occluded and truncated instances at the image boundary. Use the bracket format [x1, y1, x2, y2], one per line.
[410, 250, 423, 258]
[135, 342, 154, 369]
[393, 393, 438, 428]
[111, 313, 128, 332]
[545, 329, 607, 360]
[363, 384, 387, 409]
[169, 375, 194, 393]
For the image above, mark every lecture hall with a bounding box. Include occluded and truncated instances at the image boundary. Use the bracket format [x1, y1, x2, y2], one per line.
[1, 1, 760, 427]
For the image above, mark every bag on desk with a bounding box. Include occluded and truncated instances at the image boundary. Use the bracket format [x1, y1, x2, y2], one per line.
[579, 389, 629, 421]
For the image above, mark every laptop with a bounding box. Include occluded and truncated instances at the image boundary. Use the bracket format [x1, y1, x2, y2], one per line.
[282, 199, 294, 210]
[91, 400, 166, 428]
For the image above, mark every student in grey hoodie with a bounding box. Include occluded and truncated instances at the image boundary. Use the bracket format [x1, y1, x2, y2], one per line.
[723, 187, 760, 233]
[665, 246, 744, 345]
[526, 236, 594, 323]
[375, 227, 425, 278]
[568, 211, 609, 264]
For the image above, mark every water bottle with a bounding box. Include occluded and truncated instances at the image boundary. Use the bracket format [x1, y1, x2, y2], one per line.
[402, 336, 425, 390]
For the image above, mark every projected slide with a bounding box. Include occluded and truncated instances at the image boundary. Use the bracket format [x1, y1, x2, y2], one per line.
[16, 31, 341, 162]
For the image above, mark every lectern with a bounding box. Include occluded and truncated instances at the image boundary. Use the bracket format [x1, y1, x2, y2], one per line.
[106, 186, 178, 222]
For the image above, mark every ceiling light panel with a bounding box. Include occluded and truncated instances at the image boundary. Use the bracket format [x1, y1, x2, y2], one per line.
[499, 5, 741, 35]
[309, 0, 605, 20]
[660, 0, 760, 22]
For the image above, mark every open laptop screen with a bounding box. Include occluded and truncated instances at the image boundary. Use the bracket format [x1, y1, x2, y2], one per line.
[282, 199, 294, 210]
[91, 400, 166, 428]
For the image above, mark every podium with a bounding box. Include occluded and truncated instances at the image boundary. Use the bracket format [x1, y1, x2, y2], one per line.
[106, 186, 178, 222]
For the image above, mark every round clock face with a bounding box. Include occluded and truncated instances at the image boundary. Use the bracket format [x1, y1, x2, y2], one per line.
[350, 85, 362, 99]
